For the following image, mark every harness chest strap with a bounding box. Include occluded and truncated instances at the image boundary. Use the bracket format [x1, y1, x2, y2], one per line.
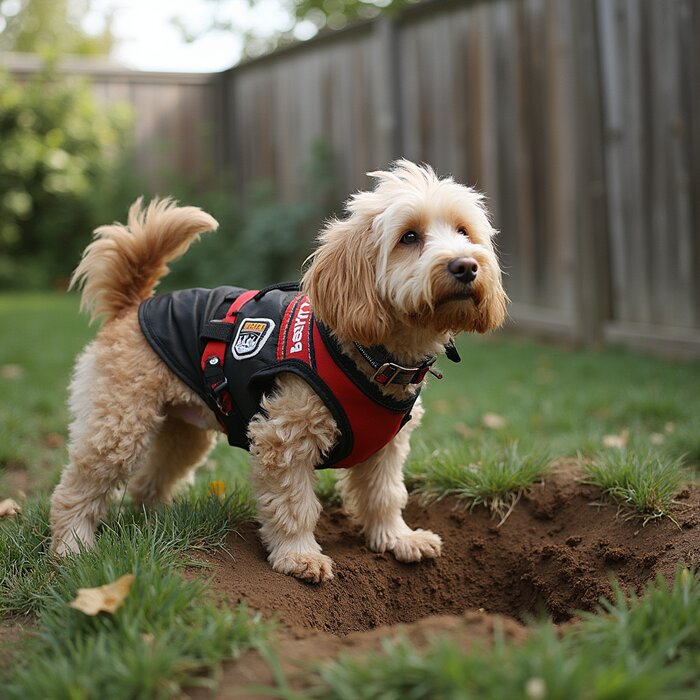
[200, 289, 258, 417]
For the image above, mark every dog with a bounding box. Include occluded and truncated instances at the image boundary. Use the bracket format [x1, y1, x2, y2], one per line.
[50, 160, 507, 583]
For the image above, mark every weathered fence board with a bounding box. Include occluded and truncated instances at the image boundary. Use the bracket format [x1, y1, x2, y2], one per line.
[3, 55, 221, 189]
[597, 0, 699, 351]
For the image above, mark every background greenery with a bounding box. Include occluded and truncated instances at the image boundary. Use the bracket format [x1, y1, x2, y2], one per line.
[0, 65, 338, 292]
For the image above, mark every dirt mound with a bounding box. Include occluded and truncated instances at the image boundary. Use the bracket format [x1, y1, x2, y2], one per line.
[184, 470, 700, 697]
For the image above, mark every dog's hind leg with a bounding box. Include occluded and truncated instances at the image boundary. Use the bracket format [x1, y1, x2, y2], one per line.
[50, 314, 171, 555]
[128, 416, 217, 505]
[50, 410, 164, 556]
[336, 399, 442, 562]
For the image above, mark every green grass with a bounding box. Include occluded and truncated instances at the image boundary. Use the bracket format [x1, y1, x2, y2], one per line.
[582, 451, 686, 524]
[418, 335, 700, 462]
[0, 294, 94, 489]
[275, 568, 700, 700]
[0, 488, 254, 616]
[0, 488, 263, 698]
[408, 444, 550, 523]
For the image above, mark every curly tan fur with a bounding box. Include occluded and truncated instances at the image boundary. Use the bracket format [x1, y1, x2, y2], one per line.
[51, 162, 506, 583]
[70, 198, 218, 324]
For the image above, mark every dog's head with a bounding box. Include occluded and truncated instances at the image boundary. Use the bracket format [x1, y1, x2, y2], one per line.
[302, 160, 507, 348]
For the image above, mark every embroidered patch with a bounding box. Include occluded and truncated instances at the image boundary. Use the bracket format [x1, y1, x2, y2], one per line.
[231, 318, 275, 360]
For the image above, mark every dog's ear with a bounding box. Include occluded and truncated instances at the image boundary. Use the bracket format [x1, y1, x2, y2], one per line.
[302, 217, 390, 346]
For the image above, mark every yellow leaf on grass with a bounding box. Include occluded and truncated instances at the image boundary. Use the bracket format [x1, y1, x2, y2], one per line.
[454, 422, 474, 439]
[603, 430, 629, 449]
[69, 574, 135, 616]
[433, 400, 450, 415]
[209, 480, 226, 499]
[0, 364, 23, 380]
[482, 413, 507, 430]
[0, 498, 21, 517]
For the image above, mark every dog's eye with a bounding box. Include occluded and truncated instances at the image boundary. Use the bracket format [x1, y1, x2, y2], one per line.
[400, 230, 420, 245]
[457, 226, 470, 238]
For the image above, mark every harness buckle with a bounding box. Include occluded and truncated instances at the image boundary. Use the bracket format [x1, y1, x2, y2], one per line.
[204, 356, 232, 415]
[211, 377, 228, 396]
[210, 378, 232, 415]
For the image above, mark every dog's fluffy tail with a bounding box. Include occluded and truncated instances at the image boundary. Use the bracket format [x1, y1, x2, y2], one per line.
[70, 197, 218, 323]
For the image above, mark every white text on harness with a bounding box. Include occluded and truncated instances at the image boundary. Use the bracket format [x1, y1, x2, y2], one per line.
[289, 300, 311, 354]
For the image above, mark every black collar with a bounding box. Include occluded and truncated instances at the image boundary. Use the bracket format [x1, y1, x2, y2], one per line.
[354, 340, 461, 387]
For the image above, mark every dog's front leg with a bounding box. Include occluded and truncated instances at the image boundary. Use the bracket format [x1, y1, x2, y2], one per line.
[337, 399, 442, 562]
[248, 375, 338, 583]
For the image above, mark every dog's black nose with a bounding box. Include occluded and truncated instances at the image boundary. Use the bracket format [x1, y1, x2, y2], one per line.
[448, 257, 478, 284]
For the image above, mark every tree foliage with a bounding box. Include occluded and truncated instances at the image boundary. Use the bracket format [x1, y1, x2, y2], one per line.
[0, 67, 131, 288]
[174, 0, 415, 60]
[0, 0, 113, 57]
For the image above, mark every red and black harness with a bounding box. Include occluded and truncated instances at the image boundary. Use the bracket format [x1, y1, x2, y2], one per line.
[139, 284, 456, 469]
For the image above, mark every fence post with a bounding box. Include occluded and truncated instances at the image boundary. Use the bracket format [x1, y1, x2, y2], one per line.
[373, 17, 402, 166]
[570, 0, 610, 346]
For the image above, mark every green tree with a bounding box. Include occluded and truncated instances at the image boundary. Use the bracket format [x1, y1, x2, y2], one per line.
[173, 0, 414, 60]
[0, 0, 114, 58]
[0, 67, 131, 288]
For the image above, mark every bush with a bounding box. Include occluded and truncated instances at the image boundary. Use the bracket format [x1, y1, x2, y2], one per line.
[0, 59, 339, 292]
[0, 66, 131, 289]
[164, 140, 339, 290]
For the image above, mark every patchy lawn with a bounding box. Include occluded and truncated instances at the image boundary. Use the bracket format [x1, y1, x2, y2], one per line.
[1, 292, 700, 699]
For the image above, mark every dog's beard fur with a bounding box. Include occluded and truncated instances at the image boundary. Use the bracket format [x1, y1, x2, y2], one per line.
[303, 160, 507, 361]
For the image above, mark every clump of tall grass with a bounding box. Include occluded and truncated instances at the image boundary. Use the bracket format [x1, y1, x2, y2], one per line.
[410, 443, 550, 524]
[582, 450, 686, 524]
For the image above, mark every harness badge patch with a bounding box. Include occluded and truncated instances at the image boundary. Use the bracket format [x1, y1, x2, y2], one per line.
[232, 318, 276, 360]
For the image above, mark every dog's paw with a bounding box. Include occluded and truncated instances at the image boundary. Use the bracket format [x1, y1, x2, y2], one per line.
[392, 528, 442, 562]
[370, 527, 442, 563]
[270, 551, 335, 583]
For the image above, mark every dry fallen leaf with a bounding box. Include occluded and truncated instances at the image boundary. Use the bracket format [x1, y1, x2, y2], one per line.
[603, 430, 629, 449]
[432, 400, 450, 416]
[43, 432, 65, 449]
[482, 413, 507, 430]
[209, 480, 226, 500]
[454, 422, 474, 439]
[525, 678, 547, 700]
[0, 364, 23, 380]
[0, 498, 21, 517]
[69, 574, 135, 616]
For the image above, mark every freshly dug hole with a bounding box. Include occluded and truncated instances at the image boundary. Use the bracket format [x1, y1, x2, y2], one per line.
[185, 472, 700, 634]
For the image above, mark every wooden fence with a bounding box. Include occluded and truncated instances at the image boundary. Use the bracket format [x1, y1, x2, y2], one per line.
[4, 0, 700, 357]
[3, 54, 223, 187]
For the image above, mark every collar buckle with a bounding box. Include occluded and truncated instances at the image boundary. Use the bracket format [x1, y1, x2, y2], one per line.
[372, 362, 403, 386]
[372, 358, 438, 386]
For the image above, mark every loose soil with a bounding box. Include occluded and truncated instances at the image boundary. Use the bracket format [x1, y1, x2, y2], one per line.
[183, 469, 700, 698]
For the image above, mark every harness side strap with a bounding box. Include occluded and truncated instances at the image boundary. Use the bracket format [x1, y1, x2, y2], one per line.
[200, 289, 258, 417]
